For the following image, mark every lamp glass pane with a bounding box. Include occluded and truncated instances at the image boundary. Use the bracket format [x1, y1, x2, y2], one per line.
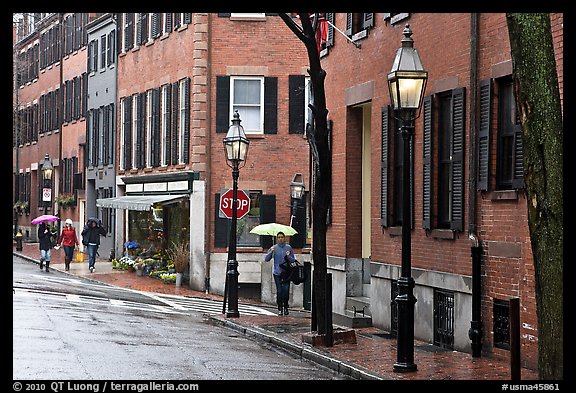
[398, 78, 424, 109]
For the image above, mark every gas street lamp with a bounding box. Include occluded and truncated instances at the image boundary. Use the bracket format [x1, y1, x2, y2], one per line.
[387, 24, 428, 373]
[41, 153, 54, 215]
[289, 173, 305, 228]
[222, 110, 250, 318]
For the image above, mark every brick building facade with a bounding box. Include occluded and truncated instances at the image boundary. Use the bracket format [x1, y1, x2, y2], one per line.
[318, 13, 562, 369]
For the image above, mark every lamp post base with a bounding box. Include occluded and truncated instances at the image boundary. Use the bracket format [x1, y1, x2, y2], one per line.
[393, 362, 418, 372]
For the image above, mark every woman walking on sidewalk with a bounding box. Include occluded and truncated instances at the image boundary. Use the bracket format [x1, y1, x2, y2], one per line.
[38, 222, 53, 272]
[264, 231, 296, 316]
[57, 218, 79, 271]
[81, 218, 106, 273]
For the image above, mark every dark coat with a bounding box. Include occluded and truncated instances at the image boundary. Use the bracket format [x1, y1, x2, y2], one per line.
[38, 223, 52, 251]
[81, 223, 106, 245]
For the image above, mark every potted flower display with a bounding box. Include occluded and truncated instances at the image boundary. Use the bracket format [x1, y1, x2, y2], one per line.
[167, 241, 189, 287]
[134, 260, 144, 276]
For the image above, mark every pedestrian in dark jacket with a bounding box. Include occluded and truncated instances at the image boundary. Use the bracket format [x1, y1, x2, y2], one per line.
[264, 231, 296, 316]
[81, 219, 106, 273]
[38, 222, 53, 272]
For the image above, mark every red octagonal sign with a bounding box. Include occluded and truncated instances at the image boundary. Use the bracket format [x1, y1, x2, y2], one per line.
[219, 188, 251, 219]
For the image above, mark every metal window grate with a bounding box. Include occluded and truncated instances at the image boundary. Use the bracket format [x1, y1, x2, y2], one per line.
[493, 298, 510, 350]
[433, 289, 455, 349]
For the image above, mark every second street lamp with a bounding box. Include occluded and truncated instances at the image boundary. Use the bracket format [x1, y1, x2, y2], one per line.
[387, 24, 428, 373]
[222, 111, 250, 318]
[41, 153, 54, 215]
[289, 173, 305, 228]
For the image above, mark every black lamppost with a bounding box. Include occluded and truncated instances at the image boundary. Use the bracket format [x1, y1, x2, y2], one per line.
[41, 153, 54, 215]
[387, 24, 428, 373]
[289, 173, 305, 228]
[223, 111, 250, 318]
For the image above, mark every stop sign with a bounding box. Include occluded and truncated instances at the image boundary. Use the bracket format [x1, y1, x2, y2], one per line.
[219, 188, 251, 219]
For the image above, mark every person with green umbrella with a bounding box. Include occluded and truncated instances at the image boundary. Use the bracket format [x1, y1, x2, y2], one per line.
[264, 231, 296, 316]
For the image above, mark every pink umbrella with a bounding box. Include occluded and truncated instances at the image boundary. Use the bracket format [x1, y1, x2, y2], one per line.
[31, 214, 60, 225]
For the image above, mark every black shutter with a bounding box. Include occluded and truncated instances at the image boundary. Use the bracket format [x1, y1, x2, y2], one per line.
[182, 78, 190, 164]
[450, 88, 466, 232]
[214, 193, 228, 248]
[164, 83, 172, 163]
[124, 13, 133, 50]
[184, 13, 192, 24]
[264, 77, 278, 134]
[289, 75, 305, 134]
[345, 13, 352, 36]
[381, 106, 390, 227]
[477, 79, 492, 191]
[217, 13, 231, 17]
[152, 88, 161, 167]
[422, 96, 433, 230]
[165, 13, 173, 33]
[216, 76, 230, 133]
[123, 96, 132, 169]
[260, 194, 276, 250]
[511, 102, 524, 189]
[326, 13, 334, 47]
[290, 194, 307, 249]
[138, 92, 147, 168]
[171, 81, 179, 165]
[363, 13, 374, 30]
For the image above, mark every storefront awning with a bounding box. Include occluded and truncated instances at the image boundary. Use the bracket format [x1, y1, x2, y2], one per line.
[96, 194, 187, 211]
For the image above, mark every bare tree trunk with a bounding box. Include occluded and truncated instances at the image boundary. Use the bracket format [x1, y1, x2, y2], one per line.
[506, 13, 563, 380]
[279, 13, 331, 334]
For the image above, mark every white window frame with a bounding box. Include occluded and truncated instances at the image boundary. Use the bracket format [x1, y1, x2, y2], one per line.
[161, 85, 169, 166]
[230, 13, 266, 21]
[230, 76, 264, 135]
[178, 79, 186, 164]
[146, 90, 153, 167]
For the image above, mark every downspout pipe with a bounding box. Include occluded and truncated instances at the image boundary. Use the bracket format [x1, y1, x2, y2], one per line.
[467, 12, 483, 358]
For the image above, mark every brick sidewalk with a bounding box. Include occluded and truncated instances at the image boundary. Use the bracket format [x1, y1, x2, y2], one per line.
[14, 241, 540, 381]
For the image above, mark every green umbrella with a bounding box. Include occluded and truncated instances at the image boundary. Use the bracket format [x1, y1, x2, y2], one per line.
[249, 223, 297, 237]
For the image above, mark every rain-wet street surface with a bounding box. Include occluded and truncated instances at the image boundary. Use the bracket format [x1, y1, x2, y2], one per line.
[13, 256, 351, 380]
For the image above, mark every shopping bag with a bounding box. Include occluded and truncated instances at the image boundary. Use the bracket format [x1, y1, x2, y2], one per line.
[75, 251, 84, 263]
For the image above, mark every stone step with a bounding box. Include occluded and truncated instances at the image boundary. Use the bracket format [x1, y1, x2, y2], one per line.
[332, 310, 373, 329]
[346, 296, 371, 316]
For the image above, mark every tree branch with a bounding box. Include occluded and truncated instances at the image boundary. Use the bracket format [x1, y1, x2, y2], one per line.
[278, 13, 305, 41]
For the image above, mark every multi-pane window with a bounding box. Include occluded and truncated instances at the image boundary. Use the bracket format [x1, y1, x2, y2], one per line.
[421, 89, 465, 231]
[345, 13, 374, 37]
[496, 78, 523, 190]
[231, 76, 264, 134]
[477, 77, 524, 192]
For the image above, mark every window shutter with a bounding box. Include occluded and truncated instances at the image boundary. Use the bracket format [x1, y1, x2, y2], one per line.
[87, 40, 92, 72]
[260, 194, 276, 250]
[164, 83, 172, 163]
[450, 88, 466, 232]
[103, 106, 109, 165]
[477, 79, 492, 191]
[264, 77, 278, 134]
[326, 13, 335, 47]
[289, 75, 305, 134]
[363, 13, 374, 29]
[214, 193, 228, 248]
[151, 13, 160, 39]
[138, 92, 147, 168]
[422, 95, 433, 230]
[184, 13, 192, 24]
[123, 96, 132, 169]
[171, 81, 179, 165]
[182, 78, 191, 164]
[216, 76, 230, 133]
[380, 106, 390, 227]
[217, 13, 231, 17]
[345, 13, 352, 36]
[511, 123, 524, 189]
[124, 13, 133, 50]
[165, 13, 173, 33]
